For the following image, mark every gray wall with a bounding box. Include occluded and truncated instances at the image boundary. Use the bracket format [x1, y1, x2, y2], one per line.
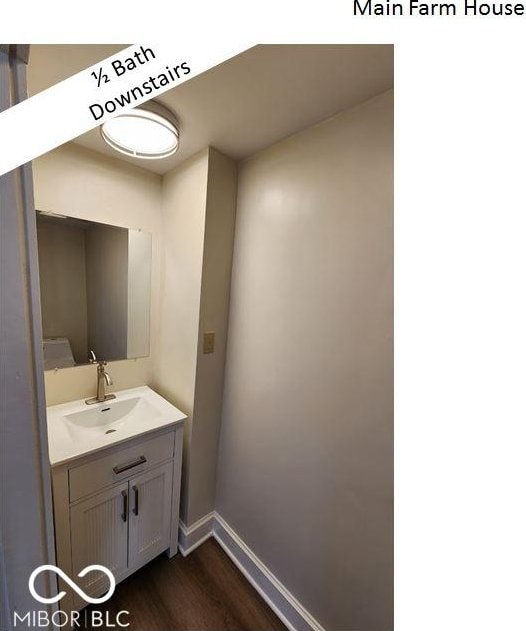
[215, 91, 393, 631]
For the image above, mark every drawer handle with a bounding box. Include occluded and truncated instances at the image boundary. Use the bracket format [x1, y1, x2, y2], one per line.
[132, 485, 139, 516]
[121, 490, 127, 522]
[113, 455, 147, 475]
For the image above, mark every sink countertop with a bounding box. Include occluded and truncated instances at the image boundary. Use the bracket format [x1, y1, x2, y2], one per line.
[46, 385, 186, 467]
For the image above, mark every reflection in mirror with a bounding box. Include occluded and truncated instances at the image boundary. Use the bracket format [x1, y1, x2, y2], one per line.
[36, 211, 152, 370]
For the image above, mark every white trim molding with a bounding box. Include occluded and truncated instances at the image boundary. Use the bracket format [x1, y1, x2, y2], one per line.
[177, 512, 325, 631]
[178, 511, 215, 556]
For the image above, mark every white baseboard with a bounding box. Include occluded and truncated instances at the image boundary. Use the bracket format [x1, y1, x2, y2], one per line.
[178, 511, 215, 557]
[178, 511, 325, 631]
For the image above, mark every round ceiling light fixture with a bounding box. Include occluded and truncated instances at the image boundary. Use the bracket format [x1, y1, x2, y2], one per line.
[100, 101, 179, 160]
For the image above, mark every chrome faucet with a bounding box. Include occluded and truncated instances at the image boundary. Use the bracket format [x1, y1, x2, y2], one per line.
[85, 351, 116, 405]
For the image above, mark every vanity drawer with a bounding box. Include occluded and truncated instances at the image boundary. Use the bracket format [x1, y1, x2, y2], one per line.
[68, 432, 174, 503]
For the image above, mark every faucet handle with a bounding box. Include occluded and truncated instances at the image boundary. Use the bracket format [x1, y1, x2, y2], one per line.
[88, 349, 97, 364]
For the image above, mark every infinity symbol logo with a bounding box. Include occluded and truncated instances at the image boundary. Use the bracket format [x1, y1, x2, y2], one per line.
[29, 564, 116, 604]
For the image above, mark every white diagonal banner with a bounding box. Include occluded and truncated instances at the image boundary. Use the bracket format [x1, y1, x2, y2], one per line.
[0, 42, 251, 176]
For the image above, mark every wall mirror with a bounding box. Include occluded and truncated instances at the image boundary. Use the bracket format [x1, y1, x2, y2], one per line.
[36, 211, 152, 370]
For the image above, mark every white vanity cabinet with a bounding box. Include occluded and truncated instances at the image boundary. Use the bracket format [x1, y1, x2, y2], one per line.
[51, 424, 183, 611]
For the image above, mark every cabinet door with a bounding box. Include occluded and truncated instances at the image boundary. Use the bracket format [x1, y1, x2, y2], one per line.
[128, 462, 173, 570]
[70, 482, 129, 603]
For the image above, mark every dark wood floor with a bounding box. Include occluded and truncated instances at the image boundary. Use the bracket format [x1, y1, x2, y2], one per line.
[81, 538, 288, 630]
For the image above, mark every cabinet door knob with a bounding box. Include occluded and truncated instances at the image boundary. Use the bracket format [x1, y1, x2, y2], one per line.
[132, 485, 139, 516]
[121, 490, 128, 522]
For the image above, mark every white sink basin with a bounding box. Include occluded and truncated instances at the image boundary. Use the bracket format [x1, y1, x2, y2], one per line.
[64, 397, 158, 439]
[47, 386, 186, 466]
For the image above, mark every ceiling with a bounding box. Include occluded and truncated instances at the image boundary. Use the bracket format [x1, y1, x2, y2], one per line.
[28, 44, 393, 175]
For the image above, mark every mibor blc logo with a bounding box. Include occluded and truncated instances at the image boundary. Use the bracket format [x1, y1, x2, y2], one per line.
[13, 564, 130, 628]
[29, 564, 116, 604]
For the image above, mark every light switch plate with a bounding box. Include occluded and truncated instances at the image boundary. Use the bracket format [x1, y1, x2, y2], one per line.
[203, 332, 215, 354]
